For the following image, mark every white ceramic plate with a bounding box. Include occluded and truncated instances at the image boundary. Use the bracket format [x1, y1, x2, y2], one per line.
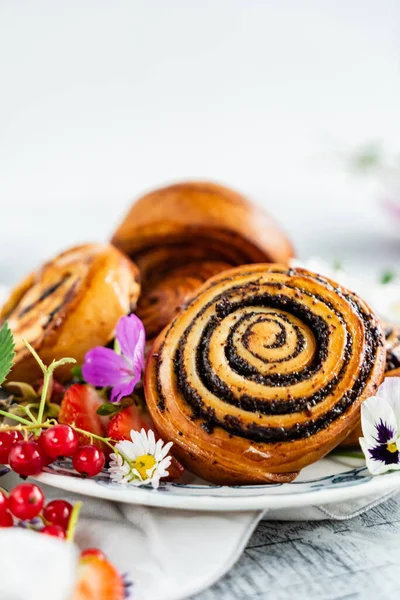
[34, 456, 400, 512]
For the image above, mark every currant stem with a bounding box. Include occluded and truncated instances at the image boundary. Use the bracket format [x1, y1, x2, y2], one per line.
[16, 404, 37, 423]
[0, 409, 134, 469]
[37, 369, 52, 425]
[0, 420, 53, 433]
[0, 409, 32, 426]
[73, 426, 133, 467]
[36, 357, 76, 425]
[22, 339, 46, 375]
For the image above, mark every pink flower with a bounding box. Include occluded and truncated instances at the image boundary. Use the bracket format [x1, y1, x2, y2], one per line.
[82, 314, 145, 403]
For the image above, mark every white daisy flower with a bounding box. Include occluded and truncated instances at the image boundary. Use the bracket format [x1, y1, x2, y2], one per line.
[360, 378, 400, 475]
[109, 428, 173, 488]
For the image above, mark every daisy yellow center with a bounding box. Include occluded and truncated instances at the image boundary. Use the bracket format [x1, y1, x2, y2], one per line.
[387, 442, 398, 454]
[133, 454, 156, 480]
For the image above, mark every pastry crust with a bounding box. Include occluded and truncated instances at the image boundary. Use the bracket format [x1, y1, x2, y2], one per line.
[1, 243, 140, 383]
[111, 181, 294, 344]
[340, 320, 400, 448]
[145, 264, 385, 484]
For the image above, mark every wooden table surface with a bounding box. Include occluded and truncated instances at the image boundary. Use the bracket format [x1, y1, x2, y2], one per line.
[194, 494, 400, 600]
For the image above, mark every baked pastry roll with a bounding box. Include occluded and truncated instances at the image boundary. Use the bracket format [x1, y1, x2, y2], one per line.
[340, 320, 400, 447]
[111, 182, 294, 344]
[384, 322, 400, 377]
[145, 264, 385, 484]
[0, 244, 140, 383]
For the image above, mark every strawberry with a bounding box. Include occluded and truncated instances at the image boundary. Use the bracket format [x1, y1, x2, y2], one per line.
[72, 554, 125, 600]
[107, 405, 152, 442]
[107, 405, 185, 481]
[59, 384, 108, 452]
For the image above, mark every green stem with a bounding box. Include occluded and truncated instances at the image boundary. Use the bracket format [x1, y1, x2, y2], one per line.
[37, 368, 52, 425]
[0, 409, 32, 426]
[0, 406, 134, 470]
[331, 449, 365, 459]
[0, 418, 59, 435]
[15, 404, 37, 423]
[22, 339, 47, 375]
[20, 338, 76, 426]
[66, 502, 82, 543]
[73, 426, 133, 467]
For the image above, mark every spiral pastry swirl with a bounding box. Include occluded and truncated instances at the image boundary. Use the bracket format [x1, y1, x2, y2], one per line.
[340, 321, 400, 447]
[145, 264, 385, 484]
[1, 243, 140, 383]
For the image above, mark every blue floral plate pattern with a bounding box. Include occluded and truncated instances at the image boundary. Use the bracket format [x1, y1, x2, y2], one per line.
[34, 456, 400, 512]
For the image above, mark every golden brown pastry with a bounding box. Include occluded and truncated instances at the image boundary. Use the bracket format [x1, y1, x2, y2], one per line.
[111, 182, 294, 344]
[384, 322, 400, 377]
[0, 243, 140, 383]
[340, 320, 400, 447]
[145, 264, 385, 485]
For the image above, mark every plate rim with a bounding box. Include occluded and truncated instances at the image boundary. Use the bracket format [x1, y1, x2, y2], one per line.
[34, 467, 400, 512]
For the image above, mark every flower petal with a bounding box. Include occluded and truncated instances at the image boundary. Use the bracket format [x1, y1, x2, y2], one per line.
[116, 314, 146, 372]
[377, 377, 400, 426]
[110, 380, 135, 403]
[147, 429, 156, 456]
[361, 396, 398, 445]
[156, 440, 173, 461]
[82, 347, 132, 388]
[115, 440, 137, 460]
[360, 437, 400, 475]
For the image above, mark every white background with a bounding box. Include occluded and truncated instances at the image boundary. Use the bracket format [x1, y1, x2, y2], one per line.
[0, 0, 399, 285]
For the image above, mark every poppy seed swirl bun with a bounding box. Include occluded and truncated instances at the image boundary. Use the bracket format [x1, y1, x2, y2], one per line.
[0, 243, 140, 383]
[145, 264, 386, 484]
[340, 320, 400, 448]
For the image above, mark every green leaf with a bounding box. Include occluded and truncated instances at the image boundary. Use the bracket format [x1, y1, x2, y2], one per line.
[97, 402, 121, 417]
[0, 322, 15, 387]
[71, 365, 84, 382]
[97, 396, 133, 417]
[381, 270, 396, 285]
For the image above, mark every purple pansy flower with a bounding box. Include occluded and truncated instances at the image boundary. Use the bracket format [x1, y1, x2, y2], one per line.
[360, 377, 400, 475]
[82, 314, 145, 403]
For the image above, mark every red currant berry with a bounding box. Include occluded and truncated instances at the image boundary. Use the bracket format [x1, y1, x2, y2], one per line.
[80, 547, 107, 560]
[0, 510, 13, 527]
[39, 425, 79, 460]
[0, 430, 23, 463]
[8, 483, 45, 520]
[41, 524, 66, 539]
[8, 441, 45, 476]
[72, 445, 105, 477]
[0, 490, 9, 516]
[43, 499, 73, 529]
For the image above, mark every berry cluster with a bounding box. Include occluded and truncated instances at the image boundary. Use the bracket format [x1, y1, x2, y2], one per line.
[0, 424, 106, 477]
[0, 482, 73, 538]
[0, 481, 129, 598]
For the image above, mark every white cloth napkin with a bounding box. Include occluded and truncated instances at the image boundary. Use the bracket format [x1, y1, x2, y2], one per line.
[0, 470, 398, 600]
